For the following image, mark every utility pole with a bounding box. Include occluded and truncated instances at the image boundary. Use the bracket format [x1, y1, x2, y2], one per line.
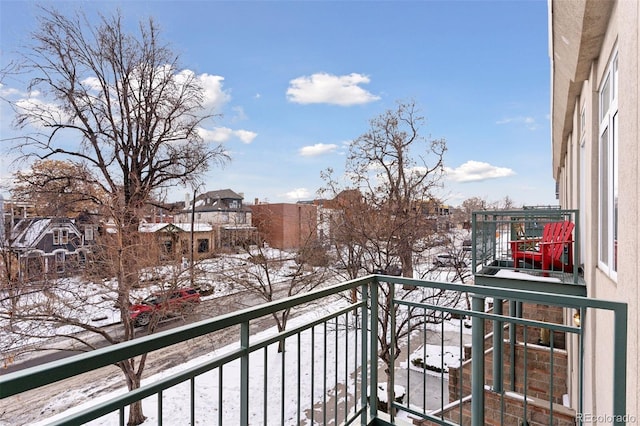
[190, 189, 196, 288]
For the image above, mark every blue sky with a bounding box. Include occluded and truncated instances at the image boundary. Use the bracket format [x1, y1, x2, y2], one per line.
[0, 0, 555, 208]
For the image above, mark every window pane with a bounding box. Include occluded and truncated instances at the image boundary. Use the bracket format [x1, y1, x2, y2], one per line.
[601, 75, 610, 122]
[613, 55, 618, 101]
[197, 239, 209, 253]
[599, 127, 609, 265]
[613, 112, 618, 272]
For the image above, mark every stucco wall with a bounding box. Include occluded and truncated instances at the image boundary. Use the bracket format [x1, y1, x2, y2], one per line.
[552, 0, 639, 419]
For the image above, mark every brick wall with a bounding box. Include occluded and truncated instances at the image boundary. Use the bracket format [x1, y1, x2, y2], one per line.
[485, 302, 566, 350]
[250, 203, 317, 249]
[448, 342, 568, 405]
[419, 389, 575, 426]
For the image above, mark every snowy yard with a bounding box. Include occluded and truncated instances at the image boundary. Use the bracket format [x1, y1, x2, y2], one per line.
[1, 243, 477, 425]
[18, 298, 471, 426]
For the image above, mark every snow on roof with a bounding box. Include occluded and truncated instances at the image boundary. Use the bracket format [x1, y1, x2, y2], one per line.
[494, 269, 562, 283]
[11, 218, 52, 248]
[138, 222, 213, 233]
[138, 223, 171, 233]
[221, 225, 256, 230]
[171, 223, 213, 232]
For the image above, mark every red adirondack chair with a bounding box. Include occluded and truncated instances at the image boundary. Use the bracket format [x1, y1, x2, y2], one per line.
[509, 221, 574, 276]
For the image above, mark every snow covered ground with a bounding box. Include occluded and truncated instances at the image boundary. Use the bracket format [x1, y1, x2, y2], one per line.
[0, 247, 305, 359]
[19, 298, 471, 426]
[1, 243, 477, 425]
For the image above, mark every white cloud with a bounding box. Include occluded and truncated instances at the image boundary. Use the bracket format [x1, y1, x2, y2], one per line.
[299, 143, 338, 157]
[196, 73, 230, 110]
[496, 116, 537, 130]
[198, 127, 232, 143]
[175, 70, 230, 111]
[235, 129, 257, 144]
[81, 77, 102, 91]
[230, 106, 247, 122]
[286, 72, 380, 106]
[284, 188, 311, 200]
[198, 127, 257, 144]
[445, 160, 515, 183]
[15, 96, 69, 128]
[0, 83, 25, 98]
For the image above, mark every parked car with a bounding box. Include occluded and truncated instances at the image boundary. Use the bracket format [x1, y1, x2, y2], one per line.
[462, 239, 473, 252]
[433, 253, 466, 268]
[130, 288, 200, 327]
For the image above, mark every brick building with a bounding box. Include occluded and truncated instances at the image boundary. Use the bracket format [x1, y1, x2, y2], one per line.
[250, 202, 317, 250]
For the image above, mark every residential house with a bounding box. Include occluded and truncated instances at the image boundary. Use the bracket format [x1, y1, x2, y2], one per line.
[8, 217, 91, 280]
[0, 197, 37, 237]
[174, 189, 256, 250]
[250, 202, 317, 250]
[550, 0, 638, 419]
[138, 222, 215, 262]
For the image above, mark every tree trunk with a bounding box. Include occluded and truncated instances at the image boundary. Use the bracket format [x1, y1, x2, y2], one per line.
[119, 359, 147, 425]
[400, 243, 415, 289]
[400, 244, 414, 278]
[127, 400, 146, 426]
[386, 375, 394, 415]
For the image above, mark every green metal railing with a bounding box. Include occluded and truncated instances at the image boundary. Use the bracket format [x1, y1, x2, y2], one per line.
[0, 275, 627, 426]
[471, 209, 582, 290]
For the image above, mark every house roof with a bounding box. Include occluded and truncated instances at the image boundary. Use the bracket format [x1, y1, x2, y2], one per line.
[200, 189, 243, 201]
[139, 222, 213, 233]
[183, 188, 250, 213]
[10, 217, 78, 249]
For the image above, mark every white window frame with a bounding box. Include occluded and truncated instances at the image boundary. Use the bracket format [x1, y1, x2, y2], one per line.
[598, 51, 618, 279]
[52, 228, 69, 245]
[84, 226, 94, 242]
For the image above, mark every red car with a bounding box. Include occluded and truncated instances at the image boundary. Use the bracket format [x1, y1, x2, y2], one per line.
[130, 288, 200, 327]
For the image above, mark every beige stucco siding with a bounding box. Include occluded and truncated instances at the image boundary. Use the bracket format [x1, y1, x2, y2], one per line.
[551, 0, 638, 418]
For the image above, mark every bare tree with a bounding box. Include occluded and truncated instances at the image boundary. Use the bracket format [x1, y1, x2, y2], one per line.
[321, 100, 456, 412]
[2, 8, 227, 425]
[11, 159, 107, 217]
[216, 222, 328, 352]
[342, 100, 446, 278]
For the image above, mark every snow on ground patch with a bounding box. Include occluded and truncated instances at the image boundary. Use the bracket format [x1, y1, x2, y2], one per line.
[30, 301, 363, 426]
[401, 344, 465, 374]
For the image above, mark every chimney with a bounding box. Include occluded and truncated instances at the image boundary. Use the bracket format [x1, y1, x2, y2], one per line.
[255, 198, 259, 205]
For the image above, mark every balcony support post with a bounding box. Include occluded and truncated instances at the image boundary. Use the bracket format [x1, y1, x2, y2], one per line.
[492, 298, 503, 392]
[360, 281, 369, 425]
[240, 321, 249, 426]
[509, 300, 517, 391]
[369, 278, 379, 420]
[471, 294, 485, 426]
[613, 305, 628, 425]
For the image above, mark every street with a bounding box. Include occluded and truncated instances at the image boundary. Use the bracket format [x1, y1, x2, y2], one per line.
[0, 286, 304, 425]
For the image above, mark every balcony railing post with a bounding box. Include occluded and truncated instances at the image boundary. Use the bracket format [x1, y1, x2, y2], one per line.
[471, 212, 477, 274]
[613, 304, 628, 425]
[509, 300, 517, 391]
[240, 321, 249, 426]
[369, 277, 379, 419]
[471, 294, 485, 426]
[492, 298, 503, 392]
[389, 281, 396, 422]
[360, 280, 369, 425]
